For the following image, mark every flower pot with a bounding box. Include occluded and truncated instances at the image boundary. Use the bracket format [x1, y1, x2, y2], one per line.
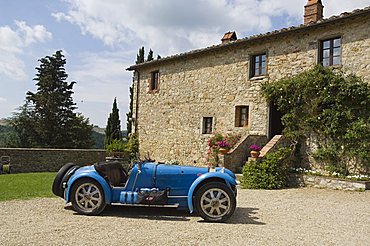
[219, 148, 229, 155]
[250, 150, 260, 158]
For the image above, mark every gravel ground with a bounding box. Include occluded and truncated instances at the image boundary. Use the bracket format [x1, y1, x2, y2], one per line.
[0, 188, 369, 246]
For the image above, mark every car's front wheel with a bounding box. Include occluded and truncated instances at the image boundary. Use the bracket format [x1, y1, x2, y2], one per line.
[70, 178, 106, 215]
[195, 181, 236, 222]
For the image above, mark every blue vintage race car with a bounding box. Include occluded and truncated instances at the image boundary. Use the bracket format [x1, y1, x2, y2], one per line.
[52, 160, 237, 222]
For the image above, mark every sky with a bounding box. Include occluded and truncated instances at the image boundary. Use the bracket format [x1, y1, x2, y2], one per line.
[1, 0, 369, 128]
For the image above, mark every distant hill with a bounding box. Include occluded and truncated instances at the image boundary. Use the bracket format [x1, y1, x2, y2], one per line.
[0, 118, 9, 126]
[92, 126, 105, 134]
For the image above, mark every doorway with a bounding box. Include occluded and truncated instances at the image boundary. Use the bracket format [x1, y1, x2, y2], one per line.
[268, 102, 284, 139]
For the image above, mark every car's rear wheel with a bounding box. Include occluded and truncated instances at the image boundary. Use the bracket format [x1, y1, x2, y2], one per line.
[70, 178, 106, 215]
[52, 163, 78, 198]
[195, 181, 236, 222]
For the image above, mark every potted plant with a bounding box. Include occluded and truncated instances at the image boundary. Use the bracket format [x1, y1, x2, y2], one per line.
[206, 132, 241, 167]
[217, 140, 230, 154]
[249, 144, 262, 158]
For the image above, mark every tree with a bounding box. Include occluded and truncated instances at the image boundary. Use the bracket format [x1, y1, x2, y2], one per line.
[136, 47, 145, 64]
[105, 97, 122, 146]
[126, 86, 133, 135]
[0, 124, 20, 147]
[147, 49, 154, 61]
[11, 103, 35, 147]
[11, 50, 94, 148]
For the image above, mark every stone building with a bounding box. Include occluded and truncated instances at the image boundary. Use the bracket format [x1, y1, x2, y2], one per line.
[127, 1, 370, 171]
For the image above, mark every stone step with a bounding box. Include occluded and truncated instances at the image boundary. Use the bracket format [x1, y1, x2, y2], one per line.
[236, 173, 242, 182]
[259, 135, 284, 157]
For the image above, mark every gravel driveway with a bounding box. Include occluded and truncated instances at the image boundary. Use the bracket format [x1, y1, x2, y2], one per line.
[0, 188, 369, 246]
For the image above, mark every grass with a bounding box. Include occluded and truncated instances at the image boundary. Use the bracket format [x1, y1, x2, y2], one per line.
[0, 172, 56, 201]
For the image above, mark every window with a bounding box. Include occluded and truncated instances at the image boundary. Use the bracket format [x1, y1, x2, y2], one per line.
[251, 53, 267, 77]
[150, 71, 159, 91]
[320, 37, 341, 67]
[235, 106, 249, 127]
[202, 117, 213, 134]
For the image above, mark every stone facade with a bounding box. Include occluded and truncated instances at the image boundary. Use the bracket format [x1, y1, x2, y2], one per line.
[0, 148, 106, 173]
[128, 8, 370, 167]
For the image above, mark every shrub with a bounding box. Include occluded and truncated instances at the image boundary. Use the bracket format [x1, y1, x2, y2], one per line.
[242, 148, 292, 189]
[126, 133, 139, 161]
[106, 139, 126, 157]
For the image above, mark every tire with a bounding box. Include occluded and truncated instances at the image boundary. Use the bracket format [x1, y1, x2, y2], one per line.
[70, 178, 106, 215]
[52, 163, 77, 197]
[194, 181, 236, 222]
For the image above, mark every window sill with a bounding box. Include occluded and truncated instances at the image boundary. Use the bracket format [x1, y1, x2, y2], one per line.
[249, 75, 268, 81]
[322, 64, 342, 68]
[148, 89, 160, 94]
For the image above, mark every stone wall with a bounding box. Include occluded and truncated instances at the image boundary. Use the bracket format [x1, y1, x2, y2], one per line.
[0, 148, 106, 173]
[288, 174, 370, 191]
[132, 13, 370, 167]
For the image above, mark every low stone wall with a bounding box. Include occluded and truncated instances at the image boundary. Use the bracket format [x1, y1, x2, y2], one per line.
[0, 148, 107, 173]
[288, 174, 370, 191]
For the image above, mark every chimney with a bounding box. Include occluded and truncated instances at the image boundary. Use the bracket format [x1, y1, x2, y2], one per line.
[304, 0, 324, 25]
[221, 31, 237, 44]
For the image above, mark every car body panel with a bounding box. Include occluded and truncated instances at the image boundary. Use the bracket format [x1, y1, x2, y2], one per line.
[187, 170, 238, 213]
[155, 164, 208, 196]
[65, 165, 112, 204]
[63, 161, 237, 212]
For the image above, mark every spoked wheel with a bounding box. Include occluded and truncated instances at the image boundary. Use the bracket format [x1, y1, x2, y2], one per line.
[195, 182, 236, 222]
[70, 178, 106, 215]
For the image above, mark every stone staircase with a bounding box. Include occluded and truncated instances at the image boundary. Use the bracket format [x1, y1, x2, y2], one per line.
[259, 135, 285, 157]
[222, 134, 290, 173]
[222, 135, 267, 173]
[246, 135, 286, 162]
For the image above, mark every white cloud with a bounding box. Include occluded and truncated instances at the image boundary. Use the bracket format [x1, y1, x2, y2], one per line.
[53, 0, 370, 57]
[52, 0, 307, 56]
[0, 26, 26, 80]
[324, 0, 370, 17]
[0, 97, 6, 102]
[15, 21, 52, 46]
[0, 21, 52, 80]
[68, 51, 134, 127]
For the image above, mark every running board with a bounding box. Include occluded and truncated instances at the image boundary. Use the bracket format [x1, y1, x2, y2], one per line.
[111, 203, 179, 208]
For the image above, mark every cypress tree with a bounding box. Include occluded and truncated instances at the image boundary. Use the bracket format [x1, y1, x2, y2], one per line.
[105, 97, 122, 146]
[136, 47, 145, 64]
[126, 86, 133, 135]
[147, 49, 154, 61]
